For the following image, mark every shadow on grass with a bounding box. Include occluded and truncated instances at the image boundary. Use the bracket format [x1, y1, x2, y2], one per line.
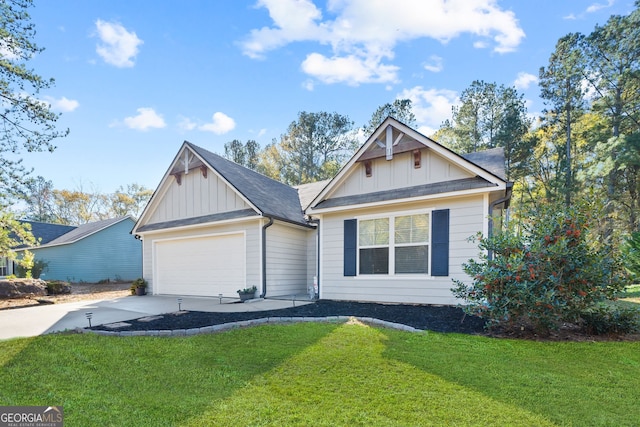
[183, 320, 553, 426]
[382, 329, 640, 426]
[0, 323, 338, 426]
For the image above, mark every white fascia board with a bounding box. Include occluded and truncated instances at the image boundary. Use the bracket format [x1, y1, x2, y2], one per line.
[134, 214, 263, 237]
[307, 185, 505, 215]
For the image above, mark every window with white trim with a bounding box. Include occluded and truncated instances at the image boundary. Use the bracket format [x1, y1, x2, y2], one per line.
[0, 257, 7, 277]
[358, 213, 430, 275]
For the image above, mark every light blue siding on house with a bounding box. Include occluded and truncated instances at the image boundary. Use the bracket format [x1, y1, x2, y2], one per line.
[30, 218, 141, 282]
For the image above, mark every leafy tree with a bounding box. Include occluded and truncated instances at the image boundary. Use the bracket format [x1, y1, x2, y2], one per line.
[363, 99, 416, 135]
[0, 0, 68, 201]
[223, 139, 260, 170]
[19, 175, 55, 222]
[581, 4, 640, 232]
[437, 80, 532, 180]
[0, 0, 68, 261]
[621, 231, 640, 280]
[0, 212, 36, 265]
[52, 186, 108, 225]
[269, 111, 358, 185]
[539, 33, 586, 207]
[452, 202, 628, 333]
[109, 183, 152, 219]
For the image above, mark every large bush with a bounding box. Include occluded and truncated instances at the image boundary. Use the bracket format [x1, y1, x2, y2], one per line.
[452, 203, 629, 333]
[621, 231, 640, 281]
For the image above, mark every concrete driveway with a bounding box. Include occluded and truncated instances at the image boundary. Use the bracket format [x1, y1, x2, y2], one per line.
[0, 295, 309, 341]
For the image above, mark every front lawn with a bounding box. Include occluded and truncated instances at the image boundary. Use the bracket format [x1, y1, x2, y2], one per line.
[1, 321, 639, 426]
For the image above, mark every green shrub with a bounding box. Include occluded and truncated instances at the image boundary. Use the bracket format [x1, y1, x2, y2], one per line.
[452, 202, 629, 333]
[130, 278, 147, 295]
[621, 231, 640, 281]
[15, 258, 48, 279]
[580, 304, 640, 335]
[46, 281, 71, 295]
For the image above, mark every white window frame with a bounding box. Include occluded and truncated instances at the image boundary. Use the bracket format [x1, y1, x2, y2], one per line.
[356, 209, 431, 277]
[0, 257, 8, 277]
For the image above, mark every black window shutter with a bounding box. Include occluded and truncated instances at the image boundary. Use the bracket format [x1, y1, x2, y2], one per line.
[431, 209, 450, 276]
[343, 219, 357, 276]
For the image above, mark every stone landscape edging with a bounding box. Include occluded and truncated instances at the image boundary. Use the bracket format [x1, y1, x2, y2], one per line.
[75, 315, 423, 337]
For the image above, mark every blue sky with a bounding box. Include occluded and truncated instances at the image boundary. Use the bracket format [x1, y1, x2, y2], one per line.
[15, 0, 635, 195]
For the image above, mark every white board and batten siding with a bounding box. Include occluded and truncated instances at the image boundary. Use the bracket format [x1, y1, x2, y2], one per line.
[265, 222, 314, 297]
[318, 195, 485, 305]
[142, 220, 261, 297]
[148, 166, 250, 225]
[330, 149, 474, 199]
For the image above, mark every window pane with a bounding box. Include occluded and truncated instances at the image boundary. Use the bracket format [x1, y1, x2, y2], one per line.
[359, 248, 389, 274]
[395, 245, 428, 274]
[394, 215, 411, 244]
[395, 214, 429, 244]
[359, 218, 389, 246]
[374, 218, 389, 245]
[359, 220, 375, 246]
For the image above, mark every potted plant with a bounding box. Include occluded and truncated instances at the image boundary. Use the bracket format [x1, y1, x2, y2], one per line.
[130, 278, 148, 296]
[237, 285, 257, 301]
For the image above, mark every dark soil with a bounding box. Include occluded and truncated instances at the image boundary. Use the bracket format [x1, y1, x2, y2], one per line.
[91, 300, 487, 334]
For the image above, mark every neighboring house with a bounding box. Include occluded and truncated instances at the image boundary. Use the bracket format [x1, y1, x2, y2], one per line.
[132, 117, 511, 305]
[6, 217, 142, 283]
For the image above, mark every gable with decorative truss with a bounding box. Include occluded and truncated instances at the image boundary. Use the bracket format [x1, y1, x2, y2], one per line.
[143, 145, 253, 227]
[307, 117, 506, 212]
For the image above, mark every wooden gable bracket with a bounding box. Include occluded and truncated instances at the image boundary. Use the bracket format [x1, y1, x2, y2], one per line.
[364, 160, 372, 177]
[413, 149, 421, 168]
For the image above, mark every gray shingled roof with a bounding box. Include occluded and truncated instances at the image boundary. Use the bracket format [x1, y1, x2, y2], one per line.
[136, 209, 257, 233]
[462, 147, 506, 180]
[40, 217, 130, 248]
[20, 221, 76, 245]
[295, 180, 330, 211]
[186, 142, 309, 227]
[314, 177, 496, 210]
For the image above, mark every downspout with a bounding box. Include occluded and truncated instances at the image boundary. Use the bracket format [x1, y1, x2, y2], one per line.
[260, 216, 274, 298]
[309, 218, 320, 299]
[487, 182, 513, 260]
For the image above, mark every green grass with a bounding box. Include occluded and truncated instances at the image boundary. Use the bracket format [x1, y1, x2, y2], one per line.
[1, 321, 639, 426]
[620, 284, 640, 303]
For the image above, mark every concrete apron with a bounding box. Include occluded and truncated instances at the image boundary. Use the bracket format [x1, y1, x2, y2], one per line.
[0, 295, 312, 341]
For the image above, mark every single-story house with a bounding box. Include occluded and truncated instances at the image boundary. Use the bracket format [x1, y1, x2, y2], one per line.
[132, 117, 511, 305]
[2, 216, 142, 282]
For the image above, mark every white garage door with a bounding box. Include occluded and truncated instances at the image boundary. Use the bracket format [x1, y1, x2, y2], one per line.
[154, 233, 245, 297]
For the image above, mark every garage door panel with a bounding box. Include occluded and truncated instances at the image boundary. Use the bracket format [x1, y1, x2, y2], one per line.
[155, 233, 245, 297]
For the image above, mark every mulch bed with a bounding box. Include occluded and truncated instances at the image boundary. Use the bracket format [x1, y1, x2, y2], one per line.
[91, 300, 487, 334]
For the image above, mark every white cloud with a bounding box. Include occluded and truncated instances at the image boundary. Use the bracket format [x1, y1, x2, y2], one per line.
[241, 0, 525, 86]
[45, 96, 80, 112]
[423, 55, 443, 73]
[123, 107, 166, 131]
[94, 20, 143, 68]
[586, 0, 615, 13]
[301, 53, 399, 86]
[302, 79, 315, 91]
[397, 86, 459, 136]
[565, 0, 614, 20]
[514, 72, 538, 90]
[178, 116, 197, 131]
[199, 112, 236, 134]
